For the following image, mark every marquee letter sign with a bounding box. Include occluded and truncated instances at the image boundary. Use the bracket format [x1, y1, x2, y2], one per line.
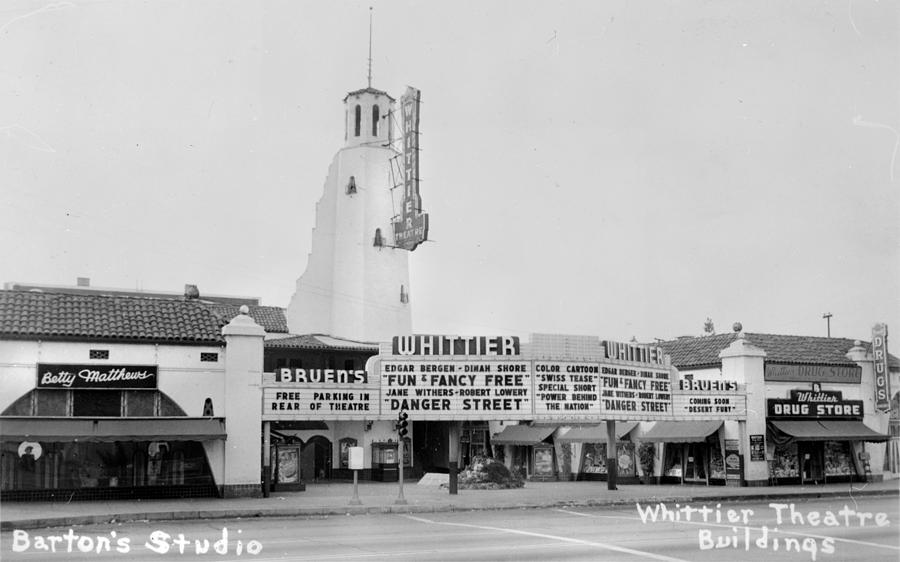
[392, 86, 429, 251]
[872, 323, 891, 412]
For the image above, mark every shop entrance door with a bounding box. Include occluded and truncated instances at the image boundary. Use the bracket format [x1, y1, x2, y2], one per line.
[799, 442, 824, 484]
[684, 444, 708, 483]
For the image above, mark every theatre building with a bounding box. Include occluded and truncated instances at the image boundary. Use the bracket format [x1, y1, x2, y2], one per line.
[656, 327, 898, 485]
[0, 289, 270, 500]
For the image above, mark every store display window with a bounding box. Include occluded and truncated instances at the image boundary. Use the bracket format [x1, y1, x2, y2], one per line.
[664, 445, 683, 478]
[824, 441, 855, 477]
[772, 442, 799, 479]
[616, 443, 636, 477]
[709, 445, 726, 479]
[339, 438, 357, 469]
[580, 443, 607, 473]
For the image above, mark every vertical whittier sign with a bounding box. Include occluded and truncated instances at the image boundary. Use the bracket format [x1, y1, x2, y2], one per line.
[392, 86, 429, 251]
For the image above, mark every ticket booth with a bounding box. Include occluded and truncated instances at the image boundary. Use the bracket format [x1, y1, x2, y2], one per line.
[371, 441, 399, 482]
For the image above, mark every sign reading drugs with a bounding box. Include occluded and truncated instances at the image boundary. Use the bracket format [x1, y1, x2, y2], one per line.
[262, 368, 378, 420]
[381, 360, 532, 420]
[872, 323, 891, 412]
[532, 362, 602, 419]
[392, 86, 429, 251]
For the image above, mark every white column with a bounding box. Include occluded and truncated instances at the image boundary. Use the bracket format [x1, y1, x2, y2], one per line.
[719, 330, 768, 486]
[222, 306, 266, 497]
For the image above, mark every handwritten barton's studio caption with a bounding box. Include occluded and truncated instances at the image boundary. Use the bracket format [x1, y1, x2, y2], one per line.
[10, 527, 262, 556]
[637, 501, 891, 561]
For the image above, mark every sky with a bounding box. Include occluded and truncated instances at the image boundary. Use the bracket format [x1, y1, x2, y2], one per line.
[1, 0, 898, 343]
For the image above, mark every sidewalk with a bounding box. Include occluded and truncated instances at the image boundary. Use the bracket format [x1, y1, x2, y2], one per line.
[2, 479, 898, 531]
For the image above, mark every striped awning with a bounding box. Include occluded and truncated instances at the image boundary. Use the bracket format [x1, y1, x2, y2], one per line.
[769, 420, 889, 442]
[556, 422, 639, 443]
[491, 425, 555, 446]
[639, 421, 722, 443]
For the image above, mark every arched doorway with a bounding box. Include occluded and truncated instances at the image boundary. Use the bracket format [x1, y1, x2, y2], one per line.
[301, 436, 333, 481]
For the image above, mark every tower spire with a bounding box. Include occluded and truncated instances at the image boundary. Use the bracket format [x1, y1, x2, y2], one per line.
[367, 6, 373, 88]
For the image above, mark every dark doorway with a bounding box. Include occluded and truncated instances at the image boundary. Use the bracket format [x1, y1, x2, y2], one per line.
[302, 436, 332, 481]
[799, 442, 824, 483]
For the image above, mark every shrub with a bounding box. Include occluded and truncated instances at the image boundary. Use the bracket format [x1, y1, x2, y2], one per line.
[457, 456, 524, 489]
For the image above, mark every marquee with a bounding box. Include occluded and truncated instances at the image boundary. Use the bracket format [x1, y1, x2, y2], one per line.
[260, 335, 748, 422]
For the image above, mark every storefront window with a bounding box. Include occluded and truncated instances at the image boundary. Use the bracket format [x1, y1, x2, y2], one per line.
[339, 438, 357, 469]
[772, 442, 799, 478]
[616, 443, 636, 477]
[824, 441, 855, 477]
[35, 390, 67, 416]
[1, 440, 213, 491]
[709, 445, 726, 479]
[664, 445, 683, 478]
[581, 443, 607, 473]
[126, 391, 155, 416]
[73, 390, 120, 417]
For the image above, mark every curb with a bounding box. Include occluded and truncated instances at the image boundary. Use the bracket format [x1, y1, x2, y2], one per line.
[2, 488, 897, 532]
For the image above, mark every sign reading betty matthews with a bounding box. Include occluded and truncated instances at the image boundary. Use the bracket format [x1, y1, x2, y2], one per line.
[872, 323, 891, 412]
[262, 368, 379, 420]
[598, 340, 672, 419]
[37, 363, 157, 389]
[392, 86, 429, 251]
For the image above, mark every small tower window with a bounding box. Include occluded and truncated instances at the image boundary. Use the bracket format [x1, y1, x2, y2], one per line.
[400, 285, 409, 304]
[373, 228, 383, 247]
[354, 104, 361, 137]
[347, 176, 357, 194]
[372, 105, 380, 136]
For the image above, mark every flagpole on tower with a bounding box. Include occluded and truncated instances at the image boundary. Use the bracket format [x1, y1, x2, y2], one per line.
[367, 6, 373, 88]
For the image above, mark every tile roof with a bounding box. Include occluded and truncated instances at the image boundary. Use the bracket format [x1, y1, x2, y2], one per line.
[343, 87, 395, 102]
[659, 332, 900, 370]
[201, 303, 288, 334]
[264, 334, 379, 352]
[0, 290, 224, 344]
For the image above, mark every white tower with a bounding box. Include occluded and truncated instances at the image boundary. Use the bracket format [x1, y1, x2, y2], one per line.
[286, 87, 414, 342]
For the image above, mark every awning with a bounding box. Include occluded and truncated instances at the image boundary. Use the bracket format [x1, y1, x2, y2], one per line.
[0, 417, 227, 442]
[639, 421, 723, 443]
[769, 420, 889, 442]
[556, 422, 639, 443]
[491, 425, 555, 446]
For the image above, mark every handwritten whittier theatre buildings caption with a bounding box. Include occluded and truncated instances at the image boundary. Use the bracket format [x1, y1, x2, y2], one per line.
[1, 79, 898, 500]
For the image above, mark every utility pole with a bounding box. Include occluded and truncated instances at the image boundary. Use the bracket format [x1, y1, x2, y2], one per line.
[822, 312, 832, 338]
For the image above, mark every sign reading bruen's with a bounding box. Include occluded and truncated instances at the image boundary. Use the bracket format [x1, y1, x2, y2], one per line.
[275, 368, 367, 384]
[392, 335, 520, 356]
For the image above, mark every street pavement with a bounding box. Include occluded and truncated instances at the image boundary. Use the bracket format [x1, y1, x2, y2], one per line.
[2, 495, 898, 561]
[1, 478, 897, 531]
